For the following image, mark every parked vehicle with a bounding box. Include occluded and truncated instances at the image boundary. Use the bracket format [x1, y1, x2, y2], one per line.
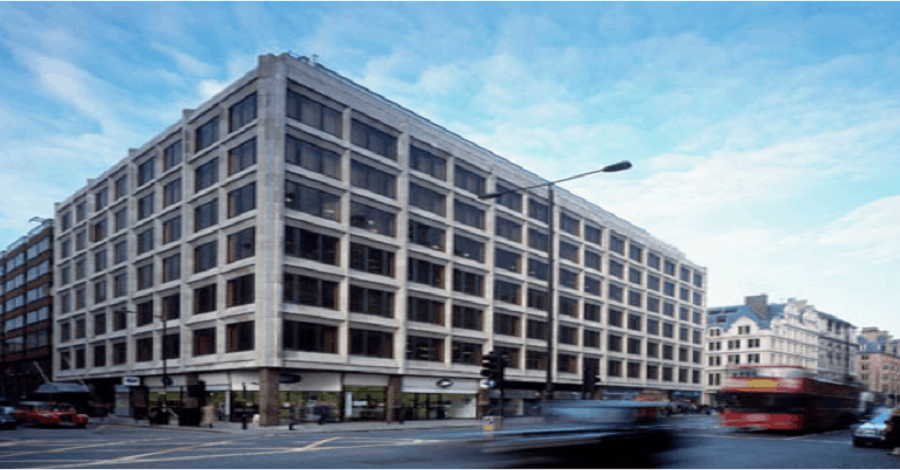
[0, 406, 17, 430]
[11, 402, 89, 428]
[852, 408, 893, 447]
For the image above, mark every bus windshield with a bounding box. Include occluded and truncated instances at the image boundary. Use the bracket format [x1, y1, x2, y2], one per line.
[717, 392, 806, 414]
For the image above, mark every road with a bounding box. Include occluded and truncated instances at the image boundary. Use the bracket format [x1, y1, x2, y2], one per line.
[0, 415, 898, 468]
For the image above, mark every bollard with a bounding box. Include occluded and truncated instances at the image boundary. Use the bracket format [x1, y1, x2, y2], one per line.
[242, 413, 247, 430]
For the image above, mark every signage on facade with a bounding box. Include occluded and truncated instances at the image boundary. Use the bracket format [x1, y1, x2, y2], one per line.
[280, 374, 302, 384]
[435, 378, 454, 388]
[122, 376, 140, 386]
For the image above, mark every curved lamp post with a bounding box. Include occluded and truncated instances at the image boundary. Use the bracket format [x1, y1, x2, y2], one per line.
[479, 160, 632, 401]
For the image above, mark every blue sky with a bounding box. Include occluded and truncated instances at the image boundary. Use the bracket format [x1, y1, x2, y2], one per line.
[1, 2, 898, 337]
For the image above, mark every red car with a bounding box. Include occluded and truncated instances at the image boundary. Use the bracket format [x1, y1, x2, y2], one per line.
[12, 402, 89, 428]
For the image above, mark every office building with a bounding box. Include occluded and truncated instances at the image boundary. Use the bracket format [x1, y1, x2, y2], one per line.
[52, 53, 707, 424]
[857, 328, 900, 397]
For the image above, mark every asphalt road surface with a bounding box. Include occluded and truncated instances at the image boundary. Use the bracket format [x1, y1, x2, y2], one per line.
[1, 415, 898, 468]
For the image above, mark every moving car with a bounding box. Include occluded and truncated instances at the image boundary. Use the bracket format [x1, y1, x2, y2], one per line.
[0, 406, 17, 430]
[11, 402, 89, 428]
[852, 407, 893, 447]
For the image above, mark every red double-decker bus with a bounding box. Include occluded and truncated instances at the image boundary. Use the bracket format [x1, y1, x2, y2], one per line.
[717, 366, 860, 431]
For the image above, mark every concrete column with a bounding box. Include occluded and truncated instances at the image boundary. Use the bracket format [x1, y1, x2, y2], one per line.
[386, 375, 402, 423]
[259, 368, 280, 426]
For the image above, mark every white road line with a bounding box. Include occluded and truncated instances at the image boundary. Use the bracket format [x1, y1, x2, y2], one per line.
[49, 440, 232, 469]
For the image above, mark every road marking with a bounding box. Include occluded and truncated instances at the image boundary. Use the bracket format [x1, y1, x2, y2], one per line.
[0, 439, 160, 459]
[290, 437, 340, 452]
[50, 440, 232, 469]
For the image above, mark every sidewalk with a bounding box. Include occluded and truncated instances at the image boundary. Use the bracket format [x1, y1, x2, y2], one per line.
[97, 414, 486, 435]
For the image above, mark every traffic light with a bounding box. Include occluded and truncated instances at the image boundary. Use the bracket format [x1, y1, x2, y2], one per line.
[481, 351, 504, 386]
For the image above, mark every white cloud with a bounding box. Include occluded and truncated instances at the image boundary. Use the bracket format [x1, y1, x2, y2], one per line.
[816, 195, 900, 262]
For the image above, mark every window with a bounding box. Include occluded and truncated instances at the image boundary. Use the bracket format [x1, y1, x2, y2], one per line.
[454, 200, 484, 229]
[608, 308, 623, 327]
[647, 341, 660, 358]
[663, 302, 675, 316]
[610, 235, 625, 255]
[494, 313, 520, 337]
[195, 199, 219, 231]
[560, 214, 579, 236]
[194, 240, 217, 273]
[495, 183, 523, 212]
[162, 253, 181, 283]
[92, 218, 108, 242]
[526, 350, 548, 371]
[137, 228, 154, 254]
[559, 268, 578, 290]
[453, 235, 484, 262]
[350, 243, 395, 277]
[608, 283, 623, 302]
[164, 140, 183, 171]
[350, 329, 393, 358]
[163, 179, 182, 207]
[227, 183, 256, 217]
[407, 258, 444, 288]
[608, 359, 622, 377]
[136, 337, 153, 362]
[663, 322, 674, 338]
[287, 89, 342, 137]
[193, 327, 216, 356]
[138, 158, 155, 186]
[195, 158, 219, 192]
[94, 312, 106, 335]
[693, 291, 703, 306]
[283, 273, 339, 309]
[76, 230, 86, 250]
[410, 145, 446, 180]
[663, 344, 674, 360]
[648, 253, 661, 270]
[559, 325, 578, 345]
[352, 161, 396, 198]
[527, 318, 547, 340]
[351, 118, 396, 160]
[585, 303, 601, 322]
[628, 314, 642, 331]
[628, 290, 642, 307]
[137, 264, 153, 291]
[136, 299, 154, 326]
[408, 220, 445, 251]
[693, 273, 704, 288]
[285, 181, 341, 221]
[452, 341, 482, 365]
[648, 275, 660, 291]
[75, 201, 86, 222]
[162, 293, 180, 320]
[112, 342, 127, 365]
[93, 344, 106, 367]
[528, 258, 548, 280]
[629, 267, 642, 285]
[406, 336, 444, 362]
[137, 192, 154, 220]
[61, 238, 72, 258]
[528, 229, 549, 253]
[407, 297, 444, 325]
[226, 227, 255, 263]
[609, 259, 624, 278]
[680, 287, 690, 301]
[194, 284, 217, 314]
[679, 347, 689, 362]
[527, 288, 549, 312]
[92, 280, 106, 303]
[494, 248, 521, 273]
[647, 296, 660, 313]
[226, 321, 255, 352]
[283, 320, 338, 353]
[584, 251, 601, 271]
[163, 217, 182, 244]
[453, 269, 483, 296]
[229, 93, 257, 131]
[450, 305, 483, 332]
[115, 175, 128, 199]
[629, 244, 643, 263]
[409, 183, 445, 216]
[494, 280, 521, 305]
[113, 309, 128, 331]
[528, 198, 549, 224]
[113, 272, 127, 298]
[94, 249, 107, 273]
[454, 166, 484, 194]
[196, 116, 220, 152]
[558, 240, 580, 265]
[558, 353, 578, 373]
[680, 307, 689, 322]
[62, 211, 72, 230]
[664, 259, 676, 275]
[285, 135, 341, 179]
[584, 329, 601, 348]
[285, 226, 338, 265]
[350, 202, 395, 236]
[115, 208, 128, 232]
[349, 285, 394, 317]
[585, 225, 602, 245]
[495, 217, 522, 243]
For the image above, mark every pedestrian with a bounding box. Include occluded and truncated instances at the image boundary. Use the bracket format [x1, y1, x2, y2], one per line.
[200, 403, 216, 429]
[886, 407, 900, 456]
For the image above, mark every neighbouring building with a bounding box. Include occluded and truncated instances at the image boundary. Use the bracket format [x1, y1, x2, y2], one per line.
[51, 53, 707, 425]
[0, 219, 54, 401]
[856, 328, 900, 399]
[816, 311, 858, 384]
[703, 295, 846, 405]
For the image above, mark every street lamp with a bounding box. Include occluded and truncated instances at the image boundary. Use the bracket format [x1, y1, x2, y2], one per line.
[115, 308, 171, 421]
[479, 160, 632, 402]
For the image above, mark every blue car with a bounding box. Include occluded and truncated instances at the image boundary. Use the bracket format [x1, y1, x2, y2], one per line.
[852, 408, 892, 447]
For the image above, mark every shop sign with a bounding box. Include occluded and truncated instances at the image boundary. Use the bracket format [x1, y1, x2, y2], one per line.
[435, 378, 454, 388]
[280, 374, 302, 384]
[122, 376, 141, 386]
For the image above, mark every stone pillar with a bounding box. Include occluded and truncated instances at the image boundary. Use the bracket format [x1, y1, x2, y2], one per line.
[386, 375, 402, 423]
[259, 368, 280, 426]
[477, 388, 490, 419]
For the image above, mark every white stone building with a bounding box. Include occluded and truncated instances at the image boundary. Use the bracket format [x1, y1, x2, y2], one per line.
[51, 53, 707, 424]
